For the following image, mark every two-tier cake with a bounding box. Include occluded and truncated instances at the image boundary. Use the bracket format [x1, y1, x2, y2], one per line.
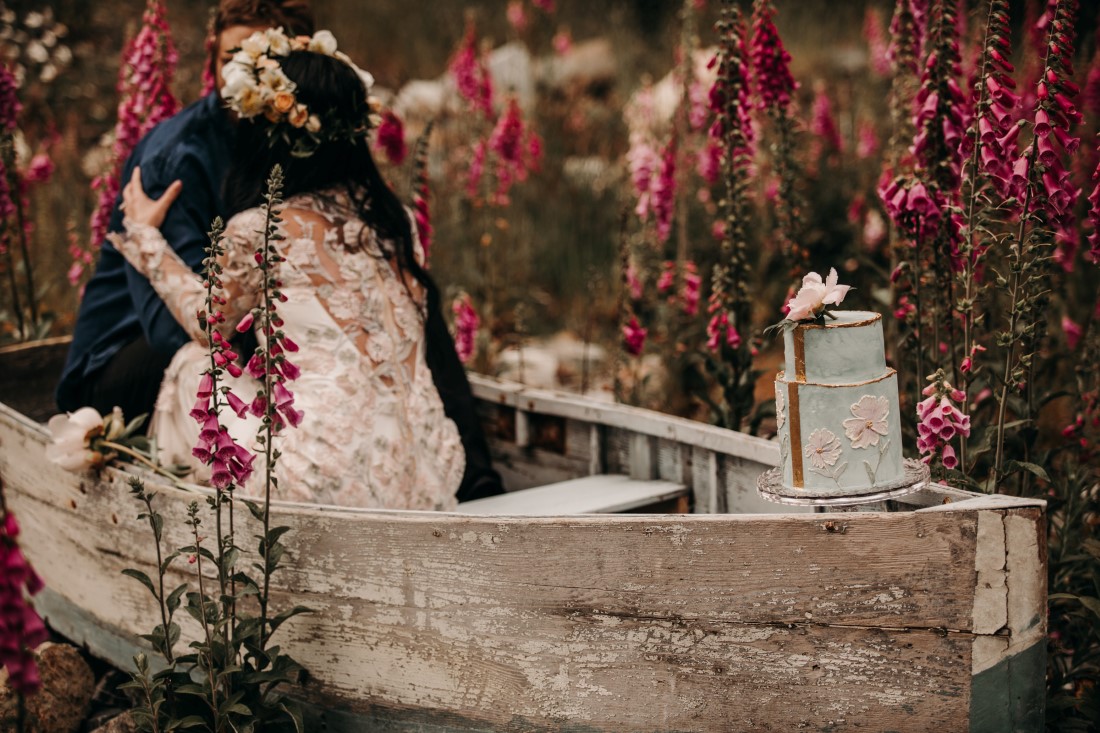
[760, 309, 927, 504]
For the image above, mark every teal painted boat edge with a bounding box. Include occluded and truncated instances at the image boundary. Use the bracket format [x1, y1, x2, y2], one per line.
[970, 640, 1045, 733]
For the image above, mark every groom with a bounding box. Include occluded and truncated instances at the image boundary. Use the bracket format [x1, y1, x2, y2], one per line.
[58, 0, 503, 501]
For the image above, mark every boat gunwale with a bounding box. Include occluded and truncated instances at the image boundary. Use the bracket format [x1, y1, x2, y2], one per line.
[1, 397, 1044, 522]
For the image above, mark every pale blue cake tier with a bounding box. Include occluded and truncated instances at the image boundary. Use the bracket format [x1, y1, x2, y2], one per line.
[775, 370, 905, 493]
[783, 311, 887, 384]
[775, 310, 904, 495]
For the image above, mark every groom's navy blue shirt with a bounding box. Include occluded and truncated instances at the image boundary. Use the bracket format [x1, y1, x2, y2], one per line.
[57, 92, 233, 411]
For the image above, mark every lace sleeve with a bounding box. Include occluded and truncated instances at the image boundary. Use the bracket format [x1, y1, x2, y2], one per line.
[109, 215, 263, 346]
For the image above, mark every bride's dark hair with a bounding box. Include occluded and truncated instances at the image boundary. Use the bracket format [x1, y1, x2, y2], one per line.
[223, 50, 434, 308]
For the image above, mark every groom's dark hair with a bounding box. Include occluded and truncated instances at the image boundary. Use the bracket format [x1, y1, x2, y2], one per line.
[207, 1, 315, 81]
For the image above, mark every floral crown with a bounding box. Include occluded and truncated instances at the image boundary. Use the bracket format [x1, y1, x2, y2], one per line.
[220, 28, 377, 156]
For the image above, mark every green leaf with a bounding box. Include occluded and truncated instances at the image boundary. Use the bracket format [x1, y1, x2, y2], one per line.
[243, 500, 266, 522]
[166, 584, 188, 614]
[1049, 593, 1100, 620]
[1006, 460, 1050, 482]
[122, 569, 157, 598]
[279, 701, 305, 733]
[269, 605, 312, 633]
[168, 715, 208, 730]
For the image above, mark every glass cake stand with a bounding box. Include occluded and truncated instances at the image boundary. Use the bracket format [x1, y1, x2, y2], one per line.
[756, 458, 931, 507]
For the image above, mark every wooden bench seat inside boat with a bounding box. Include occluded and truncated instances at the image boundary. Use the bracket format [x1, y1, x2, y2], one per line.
[456, 473, 689, 514]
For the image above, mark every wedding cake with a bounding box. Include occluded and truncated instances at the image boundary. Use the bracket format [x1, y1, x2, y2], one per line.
[760, 269, 923, 503]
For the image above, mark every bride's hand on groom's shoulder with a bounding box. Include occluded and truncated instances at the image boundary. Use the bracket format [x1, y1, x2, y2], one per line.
[121, 167, 183, 230]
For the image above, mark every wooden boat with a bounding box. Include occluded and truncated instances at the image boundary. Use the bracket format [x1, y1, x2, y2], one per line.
[0, 338, 1046, 732]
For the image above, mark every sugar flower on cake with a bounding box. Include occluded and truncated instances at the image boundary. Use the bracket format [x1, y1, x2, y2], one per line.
[843, 395, 890, 449]
[804, 428, 842, 468]
[785, 268, 851, 321]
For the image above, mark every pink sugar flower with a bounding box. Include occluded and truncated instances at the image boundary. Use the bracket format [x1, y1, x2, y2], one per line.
[532, 0, 555, 12]
[785, 268, 850, 321]
[622, 316, 647, 356]
[376, 110, 407, 165]
[843, 395, 890, 449]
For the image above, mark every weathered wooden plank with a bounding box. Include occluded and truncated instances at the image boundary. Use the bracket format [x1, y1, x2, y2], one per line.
[489, 441, 592, 491]
[456, 475, 688, 515]
[469, 375, 782, 467]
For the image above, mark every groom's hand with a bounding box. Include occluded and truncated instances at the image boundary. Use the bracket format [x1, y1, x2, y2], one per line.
[121, 167, 184, 229]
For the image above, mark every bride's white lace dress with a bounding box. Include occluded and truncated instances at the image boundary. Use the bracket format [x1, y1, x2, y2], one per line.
[112, 189, 464, 510]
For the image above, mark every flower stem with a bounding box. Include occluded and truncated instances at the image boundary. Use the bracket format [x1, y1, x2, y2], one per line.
[100, 441, 183, 484]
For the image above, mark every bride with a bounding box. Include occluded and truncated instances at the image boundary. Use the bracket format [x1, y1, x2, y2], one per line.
[110, 29, 464, 510]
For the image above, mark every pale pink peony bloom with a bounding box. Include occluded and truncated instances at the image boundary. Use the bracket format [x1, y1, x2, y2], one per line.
[804, 428, 842, 469]
[784, 268, 851, 321]
[46, 407, 106, 471]
[843, 395, 890, 449]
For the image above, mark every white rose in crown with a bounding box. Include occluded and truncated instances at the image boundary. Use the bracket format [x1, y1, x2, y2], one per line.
[308, 30, 338, 55]
[785, 268, 851, 322]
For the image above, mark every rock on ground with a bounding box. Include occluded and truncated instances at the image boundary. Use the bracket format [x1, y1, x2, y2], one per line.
[0, 642, 95, 733]
[90, 711, 138, 733]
